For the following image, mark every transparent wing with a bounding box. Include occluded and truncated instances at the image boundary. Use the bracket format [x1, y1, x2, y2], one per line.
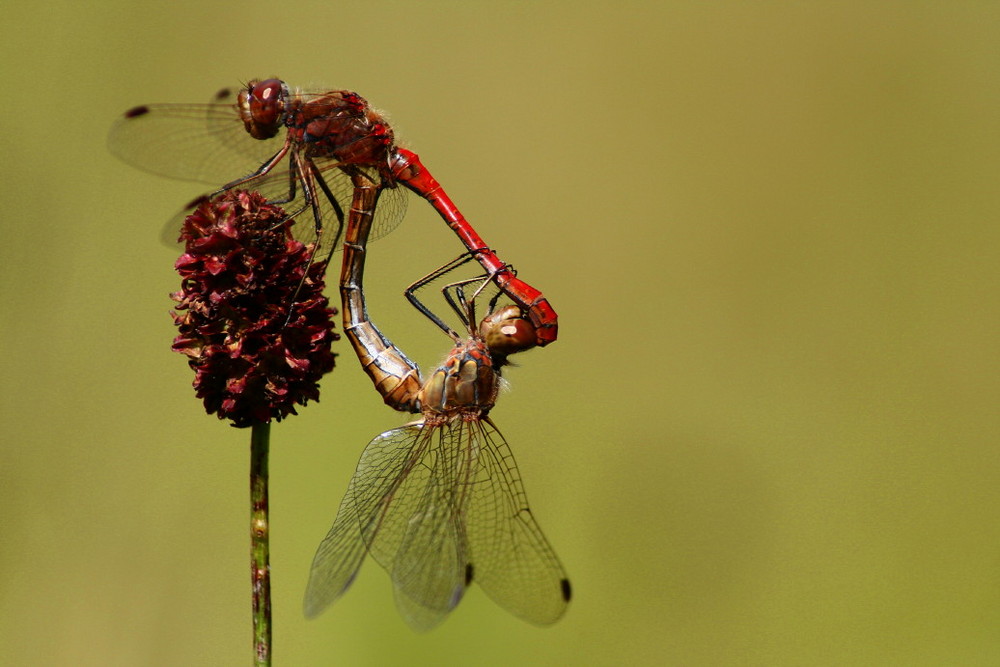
[303, 417, 571, 629]
[157, 163, 407, 263]
[351, 422, 473, 632]
[303, 422, 431, 619]
[107, 88, 284, 186]
[464, 418, 572, 625]
[110, 89, 408, 259]
[302, 474, 370, 618]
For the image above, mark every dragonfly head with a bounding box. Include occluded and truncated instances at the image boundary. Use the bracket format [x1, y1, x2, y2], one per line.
[238, 79, 289, 140]
[479, 305, 537, 368]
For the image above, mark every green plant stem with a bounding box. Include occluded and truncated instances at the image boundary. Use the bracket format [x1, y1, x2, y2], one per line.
[250, 420, 271, 666]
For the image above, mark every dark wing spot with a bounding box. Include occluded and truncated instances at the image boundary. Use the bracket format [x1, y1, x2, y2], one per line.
[464, 563, 475, 586]
[183, 194, 211, 211]
[560, 578, 572, 602]
[123, 105, 150, 119]
[214, 87, 235, 102]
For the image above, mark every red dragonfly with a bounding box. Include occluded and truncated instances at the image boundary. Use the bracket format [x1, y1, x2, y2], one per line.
[108, 78, 557, 346]
[303, 176, 571, 631]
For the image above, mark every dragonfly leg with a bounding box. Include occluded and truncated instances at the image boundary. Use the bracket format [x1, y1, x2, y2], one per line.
[216, 143, 290, 192]
[440, 269, 512, 331]
[404, 252, 484, 340]
[309, 161, 348, 265]
[390, 148, 558, 345]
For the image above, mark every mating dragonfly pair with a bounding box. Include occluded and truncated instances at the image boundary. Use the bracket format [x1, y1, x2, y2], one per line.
[109, 79, 570, 631]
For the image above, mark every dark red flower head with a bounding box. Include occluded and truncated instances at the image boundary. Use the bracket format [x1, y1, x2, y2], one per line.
[170, 190, 338, 428]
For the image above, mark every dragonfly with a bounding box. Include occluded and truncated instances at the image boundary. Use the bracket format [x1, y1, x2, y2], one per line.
[303, 174, 571, 631]
[108, 78, 557, 347]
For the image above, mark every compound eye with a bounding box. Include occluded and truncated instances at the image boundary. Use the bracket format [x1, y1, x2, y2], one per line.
[238, 78, 286, 139]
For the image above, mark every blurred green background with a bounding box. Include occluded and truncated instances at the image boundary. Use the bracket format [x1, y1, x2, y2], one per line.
[2, 1, 998, 664]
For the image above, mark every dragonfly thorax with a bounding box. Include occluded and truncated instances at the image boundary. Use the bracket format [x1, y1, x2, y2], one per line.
[418, 339, 498, 416]
[293, 91, 397, 175]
